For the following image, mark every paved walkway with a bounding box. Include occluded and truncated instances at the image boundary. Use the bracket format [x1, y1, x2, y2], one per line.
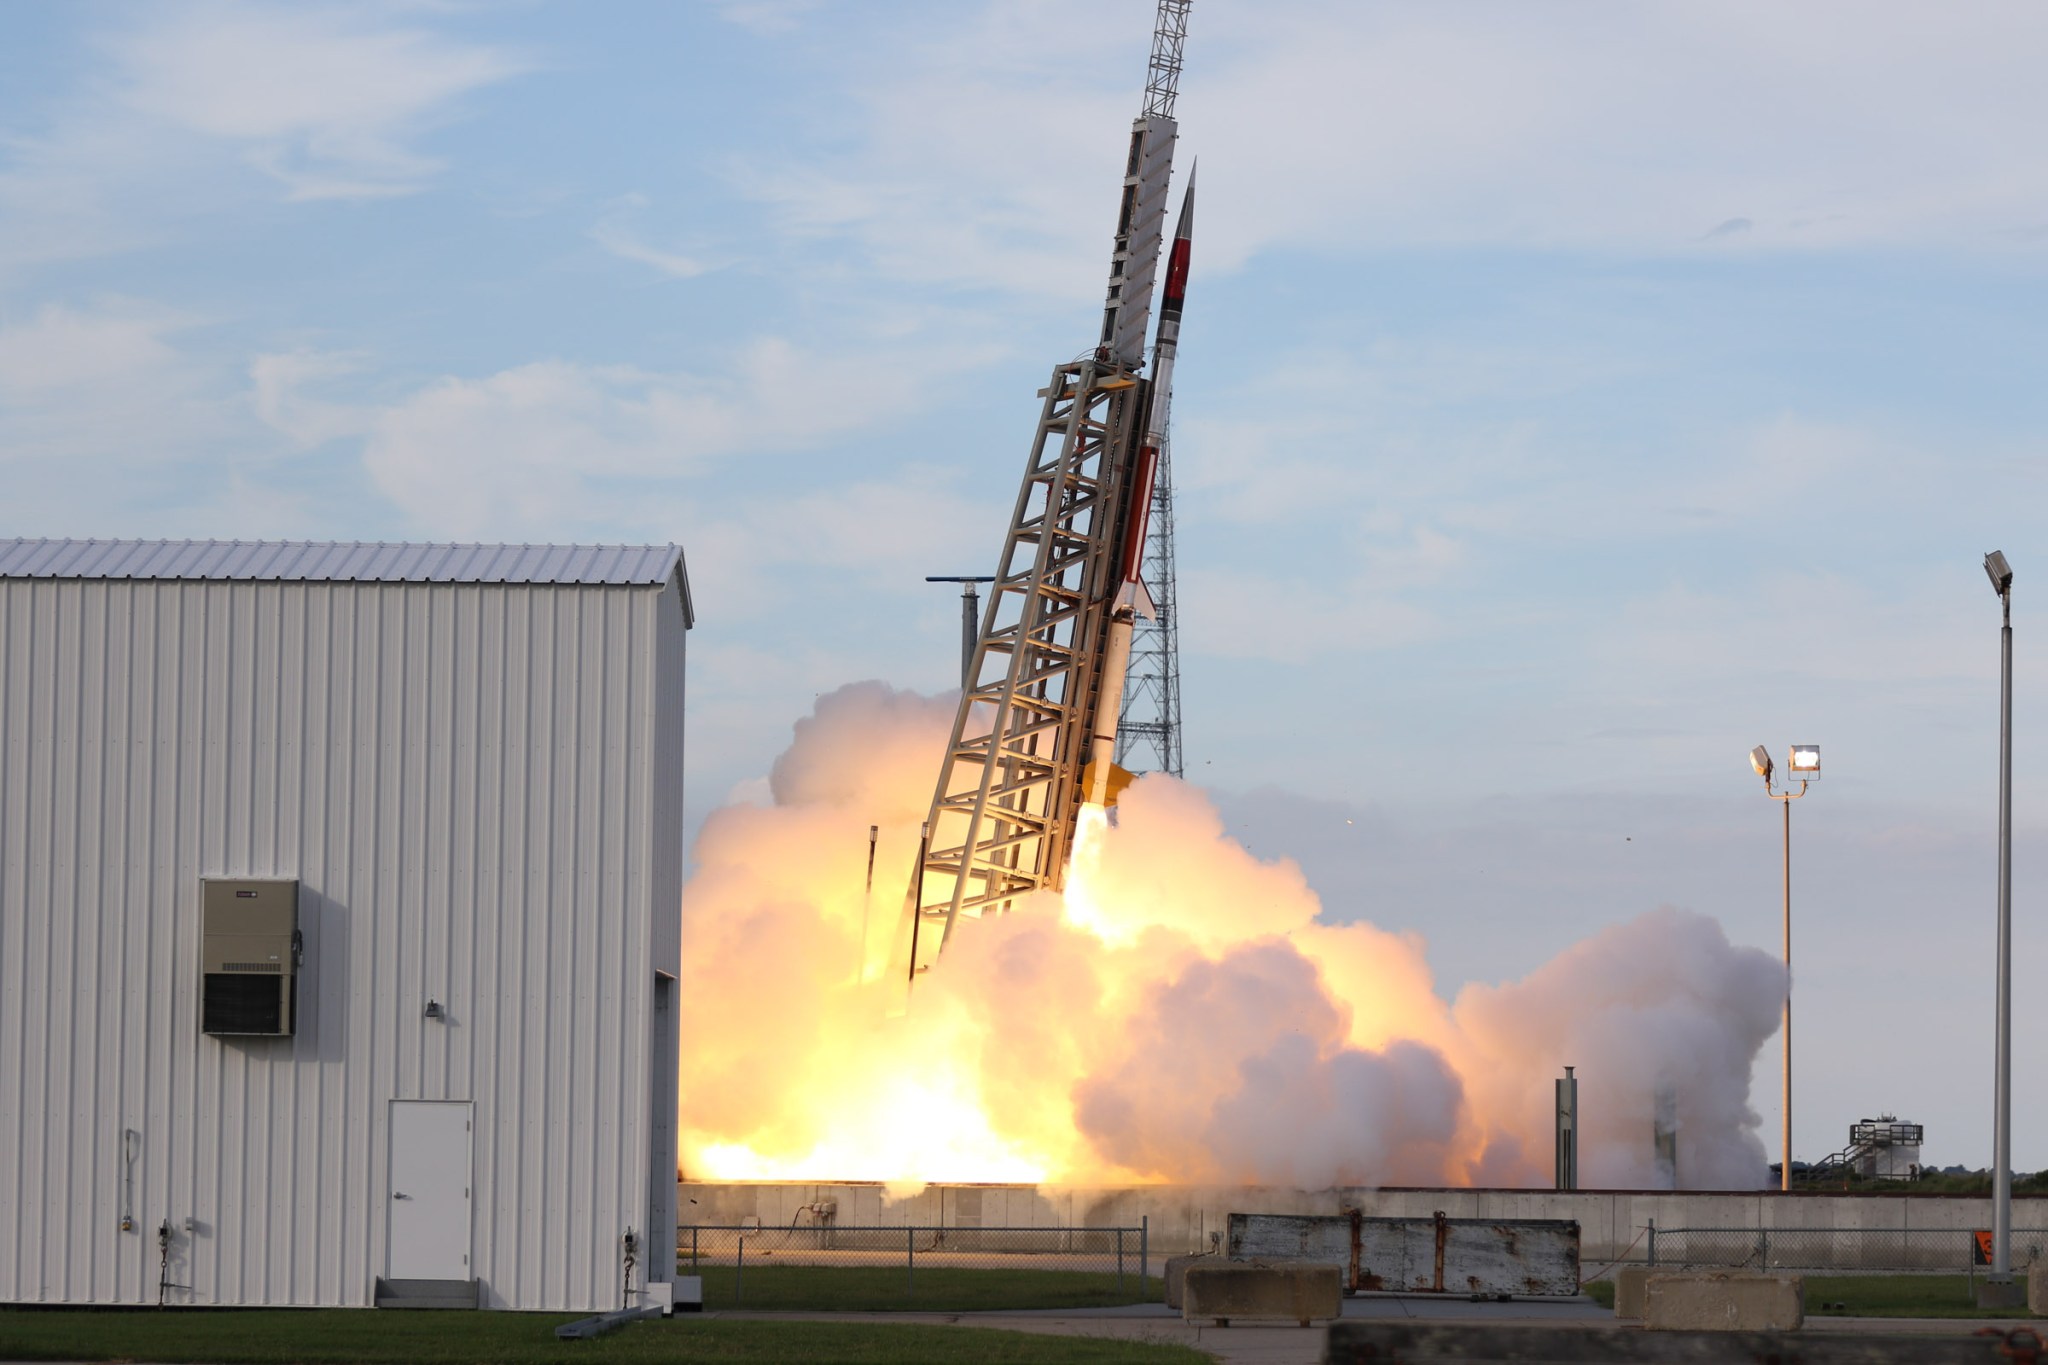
[717, 1295, 2038, 1364]
[720, 1293, 1617, 1364]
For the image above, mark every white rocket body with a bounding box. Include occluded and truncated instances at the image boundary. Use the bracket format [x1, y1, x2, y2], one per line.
[1084, 172, 1195, 808]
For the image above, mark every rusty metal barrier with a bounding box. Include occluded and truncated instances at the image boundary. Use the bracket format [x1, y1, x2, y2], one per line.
[1227, 1210, 1581, 1296]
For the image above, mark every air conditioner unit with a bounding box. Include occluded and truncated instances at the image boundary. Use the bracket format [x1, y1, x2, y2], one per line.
[201, 879, 299, 1036]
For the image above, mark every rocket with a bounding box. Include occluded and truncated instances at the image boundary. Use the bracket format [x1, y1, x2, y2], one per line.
[1083, 168, 1195, 809]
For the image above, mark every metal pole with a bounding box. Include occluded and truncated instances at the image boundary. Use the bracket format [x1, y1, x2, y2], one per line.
[1117, 1228, 1125, 1293]
[1554, 1067, 1577, 1191]
[1994, 589, 2014, 1280]
[907, 822, 929, 985]
[960, 583, 978, 690]
[907, 1226, 915, 1293]
[1782, 793, 1792, 1195]
[859, 824, 877, 983]
[926, 575, 993, 693]
[1141, 1215, 1149, 1299]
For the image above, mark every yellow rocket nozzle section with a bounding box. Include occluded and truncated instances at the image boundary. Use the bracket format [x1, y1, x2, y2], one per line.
[1079, 759, 1139, 808]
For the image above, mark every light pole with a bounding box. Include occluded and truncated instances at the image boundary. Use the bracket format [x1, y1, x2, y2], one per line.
[1750, 742, 1820, 1192]
[1985, 550, 2015, 1291]
[926, 576, 995, 689]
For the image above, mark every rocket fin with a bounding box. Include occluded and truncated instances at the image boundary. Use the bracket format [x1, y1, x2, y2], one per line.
[1113, 577, 1159, 621]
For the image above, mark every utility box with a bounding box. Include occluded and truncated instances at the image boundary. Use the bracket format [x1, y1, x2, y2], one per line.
[201, 878, 299, 1036]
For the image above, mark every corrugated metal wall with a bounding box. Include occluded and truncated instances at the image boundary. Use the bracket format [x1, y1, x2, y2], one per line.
[0, 575, 688, 1310]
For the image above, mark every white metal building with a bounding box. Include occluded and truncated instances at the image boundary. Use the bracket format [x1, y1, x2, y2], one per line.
[0, 539, 692, 1312]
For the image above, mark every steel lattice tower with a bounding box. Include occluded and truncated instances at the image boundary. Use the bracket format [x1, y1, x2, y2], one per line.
[1114, 424, 1183, 778]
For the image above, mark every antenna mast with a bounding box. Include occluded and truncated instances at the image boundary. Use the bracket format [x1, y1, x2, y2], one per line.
[1144, 0, 1192, 118]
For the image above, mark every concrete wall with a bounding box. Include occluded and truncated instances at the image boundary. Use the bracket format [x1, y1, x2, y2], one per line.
[680, 1181, 2048, 1262]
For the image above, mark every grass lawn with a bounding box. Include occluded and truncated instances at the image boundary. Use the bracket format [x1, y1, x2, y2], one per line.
[677, 1262, 1153, 1311]
[1583, 1273, 2036, 1319]
[1804, 1274, 2035, 1318]
[0, 1309, 1208, 1364]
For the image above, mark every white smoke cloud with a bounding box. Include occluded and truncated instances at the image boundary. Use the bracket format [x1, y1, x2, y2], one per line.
[1451, 909, 1788, 1189]
[676, 681, 1787, 1191]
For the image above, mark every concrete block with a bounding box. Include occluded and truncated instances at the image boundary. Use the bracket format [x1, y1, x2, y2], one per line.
[1979, 1277, 2027, 1310]
[2029, 1263, 2048, 1316]
[1163, 1253, 1213, 1310]
[1181, 1261, 1342, 1327]
[1613, 1265, 1649, 1318]
[1643, 1271, 1803, 1332]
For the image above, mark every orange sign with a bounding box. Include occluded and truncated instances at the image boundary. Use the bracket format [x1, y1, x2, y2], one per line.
[1973, 1229, 1994, 1265]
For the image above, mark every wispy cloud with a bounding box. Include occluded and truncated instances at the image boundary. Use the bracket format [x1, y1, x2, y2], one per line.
[590, 194, 712, 279]
[110, 2, 527, 201]
[337, 336, 997, 539]
[0, 299, 234, 471]
[720, 0, 2048, 288]
[714, 1, 833, 39]
[249, 349, 369, 447]
[0, 300, 189, 397]
[0, 2, 528, 278]
[0, 298, 302, 534]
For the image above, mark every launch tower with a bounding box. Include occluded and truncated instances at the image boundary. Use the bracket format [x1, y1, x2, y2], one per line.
[907, 0, 1195, 972]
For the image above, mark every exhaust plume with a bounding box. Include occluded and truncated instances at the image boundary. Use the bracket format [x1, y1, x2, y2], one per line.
[678, 682, 1786, 1189]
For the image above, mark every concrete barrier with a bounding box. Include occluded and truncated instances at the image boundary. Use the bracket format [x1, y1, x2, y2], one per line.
[1163, 1253, 1214, 1310]
[2029, 1262, 2048, 1316]
[1613, 1265, 1649, 1318]
[1181, 1261, 1342, 1327]
[1643, 1271, 1803, 1331]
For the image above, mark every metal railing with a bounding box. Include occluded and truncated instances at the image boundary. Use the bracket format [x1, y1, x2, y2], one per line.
[676, 1221, 1151, 1309]
[1648, 1224, 2048, 1273]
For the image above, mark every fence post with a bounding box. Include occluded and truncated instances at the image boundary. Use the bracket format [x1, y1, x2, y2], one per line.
[691, 1226, 698, 1268]
[1647, 1218, 1656, 1267]
[736, 1234, 745, 1307]
[1117, 1228, 1125, 1294]
[1140, 1216, 1149, 1300]
[907, 1226, 915, 1295]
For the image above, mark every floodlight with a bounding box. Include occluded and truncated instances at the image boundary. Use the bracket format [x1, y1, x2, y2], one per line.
[1788, 744, 1820, 778]
[1986, 551, 2013, 597]
[1749, 745, 1773, 781]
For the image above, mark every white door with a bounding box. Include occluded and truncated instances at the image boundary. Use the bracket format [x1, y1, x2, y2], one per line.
[388, 1100, 473, 1281]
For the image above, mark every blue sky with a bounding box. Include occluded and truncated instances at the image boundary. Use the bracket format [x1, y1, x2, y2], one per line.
[6, 0, 2048, 1169]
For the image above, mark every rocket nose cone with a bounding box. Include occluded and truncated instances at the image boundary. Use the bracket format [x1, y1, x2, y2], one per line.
[1174, 162, 1196, 239]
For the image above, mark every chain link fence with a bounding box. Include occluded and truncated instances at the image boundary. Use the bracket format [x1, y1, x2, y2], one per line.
[1650, 1225, 2048, 1273]
[676, 1222, 1153, 1309]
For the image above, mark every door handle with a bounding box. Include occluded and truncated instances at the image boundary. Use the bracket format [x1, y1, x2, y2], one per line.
[393, 1192, 412, 1200]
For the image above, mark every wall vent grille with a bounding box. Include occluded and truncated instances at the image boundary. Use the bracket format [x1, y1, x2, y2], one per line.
[202, 974, 293, 1035]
